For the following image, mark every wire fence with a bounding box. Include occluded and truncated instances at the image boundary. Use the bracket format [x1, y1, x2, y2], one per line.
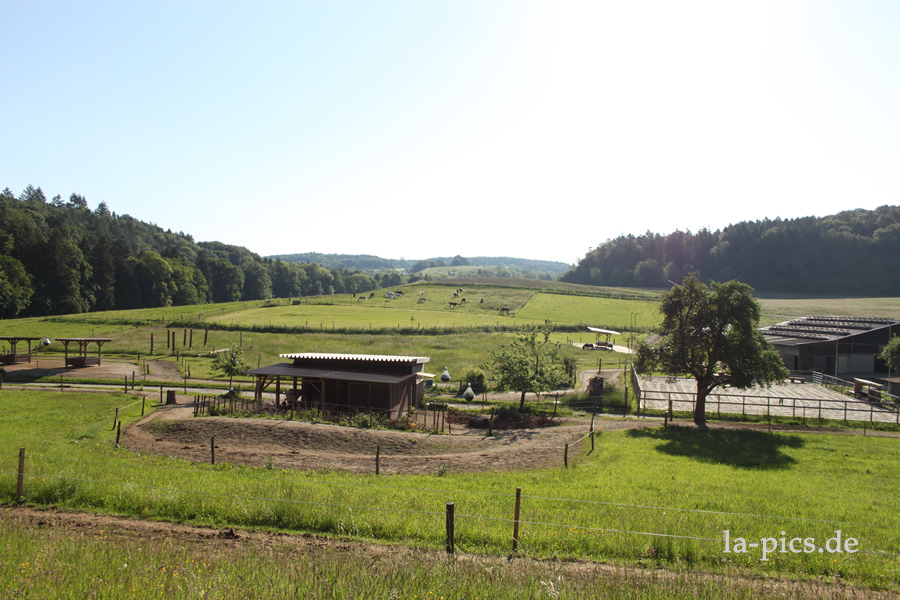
[5, 447, 896, 559]
[633, 368, 900, 425]
[3, 389, 898, 569]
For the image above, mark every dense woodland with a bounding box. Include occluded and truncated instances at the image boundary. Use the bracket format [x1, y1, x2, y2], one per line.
[562, 206, 900, 295]
[0, 186, 403, 318]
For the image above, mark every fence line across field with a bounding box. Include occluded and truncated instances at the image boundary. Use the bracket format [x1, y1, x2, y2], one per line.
[631, 367, 900, 424]
[6, 464, 727, 551]
[7, 460, 894, 557]
[8, 450, 887, 529]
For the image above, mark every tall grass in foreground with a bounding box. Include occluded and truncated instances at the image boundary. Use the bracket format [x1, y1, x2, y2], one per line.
[0, 391, 898, 590]
[5, 511, 890, 600]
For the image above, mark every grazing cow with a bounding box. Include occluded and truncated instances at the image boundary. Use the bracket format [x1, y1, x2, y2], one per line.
[461, 298, 466, 303]
[395, 291, 404, 297]
[418, 297, 427, 303]
[499, 307, 511, 315]
[369, 293, 375, 298]
[386, 292, 394, 299]
[358, 296, 367, 302]
[480, 299, 484, 304]
[448, 302, 459, 308]
[453, 292, 459, 298]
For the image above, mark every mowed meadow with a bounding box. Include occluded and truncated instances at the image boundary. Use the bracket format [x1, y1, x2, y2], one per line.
[0, 281, 663, 383]
[2, 280, 900, 596]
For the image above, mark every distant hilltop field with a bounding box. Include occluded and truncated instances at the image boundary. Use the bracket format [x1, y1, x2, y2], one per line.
[267, 253, 571, 278]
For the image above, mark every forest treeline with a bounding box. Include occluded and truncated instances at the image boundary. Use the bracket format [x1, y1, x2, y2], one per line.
[561, 206, 900, 294]
[0, 186, 405, 318]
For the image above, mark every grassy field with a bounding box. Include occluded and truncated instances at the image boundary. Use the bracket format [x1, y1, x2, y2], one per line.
[758, 296, 900, 326]
[3, 281, 900, 392]
[8, 509, 862, 600]
[1, 390, 898, 594]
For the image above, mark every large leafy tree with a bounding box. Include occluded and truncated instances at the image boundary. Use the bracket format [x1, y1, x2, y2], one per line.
[482, 321, 572, 410]
[635, 274, 788, 426]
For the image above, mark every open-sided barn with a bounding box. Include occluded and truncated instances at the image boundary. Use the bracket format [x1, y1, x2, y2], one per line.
[760, 316, 899, 378]
[248, 353, 431, 421]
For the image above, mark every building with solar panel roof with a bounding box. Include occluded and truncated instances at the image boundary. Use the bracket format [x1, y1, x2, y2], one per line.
[760, 316, 899, 378]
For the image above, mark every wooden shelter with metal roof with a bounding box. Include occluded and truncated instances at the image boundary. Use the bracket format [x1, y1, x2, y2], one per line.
[760, 316, 900, 377]
[54, 338, 118, 368]
[248, 353, 431, 421]
[0, 336, 47, 365]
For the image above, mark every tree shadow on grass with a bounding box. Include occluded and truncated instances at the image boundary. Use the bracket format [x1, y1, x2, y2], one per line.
[625, 426, 805, 470]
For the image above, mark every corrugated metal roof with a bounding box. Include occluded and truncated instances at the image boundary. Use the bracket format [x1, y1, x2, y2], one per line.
[588, 327, 621, 335]
[280, 352, 429, 363]
[760, 316, 899, 346]
[247, 363, 417, 384]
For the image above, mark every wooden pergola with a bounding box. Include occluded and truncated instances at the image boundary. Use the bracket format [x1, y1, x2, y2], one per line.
[54, 338, 117, 368]
[0, 336, 45, 365]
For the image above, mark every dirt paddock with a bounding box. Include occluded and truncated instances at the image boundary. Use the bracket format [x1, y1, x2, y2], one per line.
[122, 399, 651, 475]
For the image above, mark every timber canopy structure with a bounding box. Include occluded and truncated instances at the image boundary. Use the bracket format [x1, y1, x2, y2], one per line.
[0, 336, 46, 364]
[248, 353, 431, 421]
[54, 338, 118, 368]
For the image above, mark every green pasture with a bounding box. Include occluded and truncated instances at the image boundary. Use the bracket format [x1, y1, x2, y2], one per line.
[758, 296, 900, 326]
[0, 511, 811, 600]
[131, 330, 620, 383]
[3, 282, 900, 390]
[0, 390, 897, 590]
[517, 293, 661, 332]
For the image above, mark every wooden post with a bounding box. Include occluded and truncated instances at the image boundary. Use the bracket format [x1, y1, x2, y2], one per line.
[376, 445, 381, 475]
[183, 329, 187, 347]
[445, 502, 455, 554]
[512, 487, 522, 553]
[17, 448, 25, 503]
[132, 371, 135, 390]
[116, 421, 121, 447]
[60, 373, 63, 391]
[564, 443, 569, 468]
[204, 328, 208, 347]
[591, 431, 595, 452]
[488, 407, 494, 436]
[166, 330, 170, 349]
[150, 333, 154, 355]
[142, 397, 146, 416]
[189, 329, 193, 350]
[113, 407, 119, 430]
[211, 436, 216, 465]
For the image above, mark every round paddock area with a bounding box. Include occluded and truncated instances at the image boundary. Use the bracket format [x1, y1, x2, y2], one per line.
[637, 376, 900, 424]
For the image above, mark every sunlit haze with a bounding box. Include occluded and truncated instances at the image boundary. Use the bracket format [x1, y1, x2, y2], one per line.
[3, 1, 898, 264]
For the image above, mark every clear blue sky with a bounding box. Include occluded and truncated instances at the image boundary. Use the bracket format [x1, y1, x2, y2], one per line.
[3, 1, 899, 264]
